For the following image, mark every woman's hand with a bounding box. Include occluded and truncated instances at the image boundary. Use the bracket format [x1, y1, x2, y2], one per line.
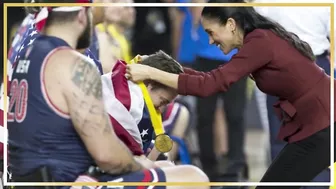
[126, 54, 180, 90]
[125, 64, 155, 83]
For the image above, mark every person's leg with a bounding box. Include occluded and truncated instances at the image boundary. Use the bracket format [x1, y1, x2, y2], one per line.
[220, 76, 248, 179]
[95, 166, 210, 189]
[267, 95, 330, 188]
[196, 92, 218, 180]
[163, 102, 190, 161]
[175, 62, 197, 133]
[155, 160, 176, 168]
[174, 95, 199, 165]
[193, 57, 221, 181]
[213, 103, 228, 157]
[256, 126, 332, 189]
[305, 54, 331, 188]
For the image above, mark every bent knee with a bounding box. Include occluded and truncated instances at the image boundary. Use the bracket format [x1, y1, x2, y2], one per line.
[180, 165, 209, 182]
[171, 105, 190, 138]
[162, 165, 209, 185]
[178, 105, 190, 122]
[155, 160, 175, 167]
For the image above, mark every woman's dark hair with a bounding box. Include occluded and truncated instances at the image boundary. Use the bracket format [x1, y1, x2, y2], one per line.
[202, 0, 315, 61]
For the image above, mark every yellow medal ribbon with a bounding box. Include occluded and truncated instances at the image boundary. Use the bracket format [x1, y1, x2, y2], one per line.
[128, 55, 173, 153]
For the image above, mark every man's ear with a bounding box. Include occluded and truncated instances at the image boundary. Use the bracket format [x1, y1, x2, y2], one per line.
[77, 8, 87, 26]
[146, 82, 154, 91]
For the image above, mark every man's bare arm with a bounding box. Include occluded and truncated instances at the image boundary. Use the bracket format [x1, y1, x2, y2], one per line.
[147, 146, 163, 161]
[169, 7, 184, 59]
[97, 31, 119, 74]
[62, 53, 142, 174]
[190, 0, 206, 27]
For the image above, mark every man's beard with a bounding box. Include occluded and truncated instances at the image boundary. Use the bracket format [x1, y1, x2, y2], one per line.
[76, 15, 92, 49]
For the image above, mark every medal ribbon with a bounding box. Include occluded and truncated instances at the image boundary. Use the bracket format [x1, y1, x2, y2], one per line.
[128, 55, 165, 137]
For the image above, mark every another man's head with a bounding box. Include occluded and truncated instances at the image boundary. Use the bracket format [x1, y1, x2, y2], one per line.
[103, 0, 123, 24]
[103, 0, 135, 30]
[118, 0, 136, 29]
[141, 51, 184, 112]
[25, 0, 93, 49]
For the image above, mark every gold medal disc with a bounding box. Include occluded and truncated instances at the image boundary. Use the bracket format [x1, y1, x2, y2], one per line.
[154, 134, 173, 153]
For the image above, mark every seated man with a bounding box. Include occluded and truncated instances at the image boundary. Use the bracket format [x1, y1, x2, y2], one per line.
[102, 51, 190, 161]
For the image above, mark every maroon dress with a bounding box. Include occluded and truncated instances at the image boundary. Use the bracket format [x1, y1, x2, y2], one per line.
[177, 29, 334, 143]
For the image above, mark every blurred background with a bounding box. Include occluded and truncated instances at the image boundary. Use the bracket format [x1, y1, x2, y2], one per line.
[4, 0, 334, 187]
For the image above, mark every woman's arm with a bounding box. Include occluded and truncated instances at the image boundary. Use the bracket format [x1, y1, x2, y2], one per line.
[127, 30, 273, 97]
[149, 30, 273, 97]
[183, 67, 206, 76]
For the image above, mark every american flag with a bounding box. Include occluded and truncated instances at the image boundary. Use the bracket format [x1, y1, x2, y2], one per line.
[101, 60, 147, 155]
[0, 14, 37, 156]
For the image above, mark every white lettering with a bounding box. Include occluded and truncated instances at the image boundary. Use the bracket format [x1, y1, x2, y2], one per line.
[16, 60, 30, 74]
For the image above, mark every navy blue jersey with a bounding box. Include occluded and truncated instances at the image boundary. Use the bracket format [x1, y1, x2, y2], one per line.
[87, 28, 100, 60]
[84, 29, 103, 75]
[85, 47, 103, 75]
[8, 35, 94, 182]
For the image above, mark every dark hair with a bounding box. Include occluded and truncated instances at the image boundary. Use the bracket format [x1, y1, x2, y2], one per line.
[141, 50, 184, 89]
[24, 0, 80, 26]
[202, 0, 315, 61]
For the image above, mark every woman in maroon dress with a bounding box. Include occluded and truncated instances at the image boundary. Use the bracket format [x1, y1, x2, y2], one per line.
[125, 0, 335, 187]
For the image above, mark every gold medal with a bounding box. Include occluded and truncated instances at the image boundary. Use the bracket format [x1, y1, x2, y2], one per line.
[154, 134, 174, 153]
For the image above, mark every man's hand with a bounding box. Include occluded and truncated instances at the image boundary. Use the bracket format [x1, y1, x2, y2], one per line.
[146, 146, 163, 161]
[134, 156, 158, 169]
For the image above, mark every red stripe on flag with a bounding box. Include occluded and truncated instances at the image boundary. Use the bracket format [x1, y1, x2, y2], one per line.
[109, 115, 144, 156]
[0, 109, 4, 158]
[0, 109, 3, 128]
[111, 60, 131, 111]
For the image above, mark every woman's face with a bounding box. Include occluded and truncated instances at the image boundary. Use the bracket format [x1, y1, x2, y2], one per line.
[120, 0, 136, 28]
[201, 16, 239, 54]
[104, 0, 123, 23]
